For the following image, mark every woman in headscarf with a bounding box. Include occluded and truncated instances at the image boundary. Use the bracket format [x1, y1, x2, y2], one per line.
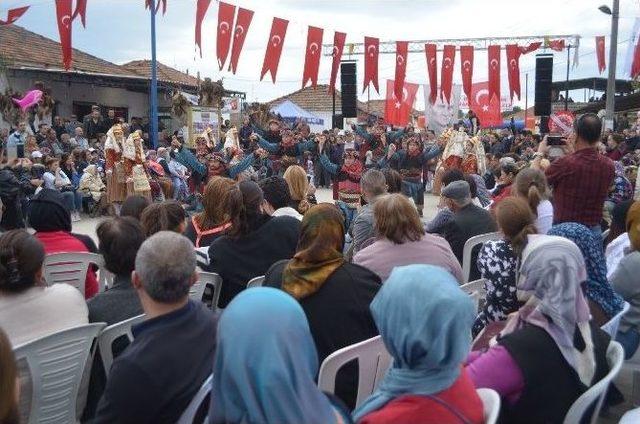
[605, 161, 634, 222]
[466, 235, 611, 423]
[210, 287, 351, 424]
[353, 265, 483, 424]
[548, 222, 624, 325]
[611, 201, 640, 358]
[264, 203, 380, 409]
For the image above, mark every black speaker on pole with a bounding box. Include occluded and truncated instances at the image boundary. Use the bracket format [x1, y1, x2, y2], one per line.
[340, 62, 357, 118]
[534, 54, 553, 118]
[332, 114, 344, 129]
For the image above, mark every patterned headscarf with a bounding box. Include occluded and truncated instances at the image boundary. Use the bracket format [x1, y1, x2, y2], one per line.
[628, 201, 640, 251]
[548, 223, 624, 319]
[608, 161, 633, 204]
[282, 204, 345, 299]
[499, 235, 596, 386]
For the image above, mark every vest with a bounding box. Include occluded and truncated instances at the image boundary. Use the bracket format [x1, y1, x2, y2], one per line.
[498, 322, 610, 424]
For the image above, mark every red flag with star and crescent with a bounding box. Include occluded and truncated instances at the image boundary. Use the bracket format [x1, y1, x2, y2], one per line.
[394, 41, 409, 102]
[0, 6, 30, 25]
[519, 42, 541, 55]
[384, 79, 419, 127]
[440, 45, 455, 104]
[470, 82, 501, 128]
[505, 44, 522, 100]
[460, 45, 474, 101]
[328, 31, 346, 94]
[54, 0, 88, 70]
[424, 43, 438, 104]
[632, 34, 640, 79]
[487, 45, 501, 102]
[261, 17, 288, 83]
[596, 36, 606, 74]
[216, 2, 235, 70]
[194, 0, 211, 58]
[363, 36, 379, 93]
[228, 7, 253, 74]
[302, 26, 323, 89]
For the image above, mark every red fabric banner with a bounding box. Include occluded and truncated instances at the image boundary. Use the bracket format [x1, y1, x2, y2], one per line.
[394, 41, 409, 102]
[469, 82, 501, 128]
[518, 42, 541, 55]
[363, 36, 379, 93]
[145, 0, 166, 15]
[194, 0, 211, 57]
[596, 36, 606, 74]
[55, 0, 73, 70]
[216, 2, 236, 70]
[302, 26, 323, 88]
[0, 6, 30, 25]
[459, 45, 474, 101]
[505, 44, 522, 100]
[228, 7, 253, 74]
[385, 79, 419, 127]
[632, 35, 640, 79]
[424, 43, 438, 104]
[547, 39, 565, 52]
[72, 0, 87, 27]
[260, 17, 289, 83]
[487, 45, 501, 103]
[440, 45, 456, 103]
[328, 31, 346, 94]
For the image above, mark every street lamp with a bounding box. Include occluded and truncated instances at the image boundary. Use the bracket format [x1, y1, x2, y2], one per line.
[600, 1, 619, 130]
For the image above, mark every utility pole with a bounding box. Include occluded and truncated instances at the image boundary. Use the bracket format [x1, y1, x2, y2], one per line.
[565, 46, 570, 111]
[150, 0, 159, 149]
[604, 0, 620, 130]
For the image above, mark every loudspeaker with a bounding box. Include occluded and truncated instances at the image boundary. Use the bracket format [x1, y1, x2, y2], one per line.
[332, 114, 343, 129]
[340, 62, 357, 118]
[534, 54, 553, 117]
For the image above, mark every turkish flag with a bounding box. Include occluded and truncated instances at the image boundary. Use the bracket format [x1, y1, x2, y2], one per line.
[384, 79, 419, 127]
[470, 82, 501, 128]
[363, 36, 379, 93]
[460, 45, 474, 101]
[228, 7, 253, 74]
[424, 43, 438, 104]
[487, 45, 501, 103]
[394, 41, 409, 102]
[260, 17, 288, 83]
[519, 42, 541, 55]
[440, 45, 456, 103]
[55, 0, 73, 70]
[632, 36, 640, 79]
[596, 36, 606, 74]
[194, 0, 211, 58]
[216, 2, 235, 70]
[547, 39, 565, 52]
[328, 31, 346, 94]
[505, 44, 522, 100]
[72, 0, 87, 27]
[302, 26, 323, 89]
[0, 6, 30, 25]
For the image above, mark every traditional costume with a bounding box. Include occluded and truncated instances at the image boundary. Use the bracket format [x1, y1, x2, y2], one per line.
[104, 124, 127, 203]
[432, 128, 466, 195]
[319, 146, 363, 229]
[257, 130, 315, 176]
[353, 125, 388, 163]
[122, 131, 151, 199]
[205, 150, 257, 183]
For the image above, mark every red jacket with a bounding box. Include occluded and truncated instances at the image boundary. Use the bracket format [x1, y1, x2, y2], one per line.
[36, 231, 99, 299]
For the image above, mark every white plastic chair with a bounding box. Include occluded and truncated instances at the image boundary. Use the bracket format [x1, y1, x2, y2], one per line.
[189, 272, 223, 310]
[468, 291, 482, 314]
[477, 388, 501, 424]
[98, 314, 145, 373]
[43, 252, 105, 297]
[620, 407, 640, 423]
[563, 341, 625, 424]
[601, 301, 630, 338]
[176, 374, 213, 424]
[318, 335, 393, 409]
[462, 232, 501, 283]
[246, 275, 265, 288]
[13, 323, 106, 424]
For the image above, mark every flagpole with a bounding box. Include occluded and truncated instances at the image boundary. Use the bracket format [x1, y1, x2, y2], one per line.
[150, 0, 159, 149]
[564, 45, 570, 111]
[524, 73, 528, 126]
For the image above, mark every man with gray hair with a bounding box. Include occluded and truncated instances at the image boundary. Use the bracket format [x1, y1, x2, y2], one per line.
[440, 180, 496, 281]
[349, 169, 388, 255]
[94, 231, 217, 424]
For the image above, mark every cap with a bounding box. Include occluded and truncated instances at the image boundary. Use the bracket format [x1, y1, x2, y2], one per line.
[31, 150, 43, 159]
[441, 180, 471, 202]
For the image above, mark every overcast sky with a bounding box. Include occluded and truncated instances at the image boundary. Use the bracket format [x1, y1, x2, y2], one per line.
[4, 0, 640, 109]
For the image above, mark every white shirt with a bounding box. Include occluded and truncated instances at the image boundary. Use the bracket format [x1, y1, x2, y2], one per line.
[536, 200, 554, 235]
[43, 170, 71, 190]
[273, 207, 303, 221]
[606, 233, 631, 278]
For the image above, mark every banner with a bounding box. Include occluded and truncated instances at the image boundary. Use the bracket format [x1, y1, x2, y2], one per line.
[384, 79, 419, 127]
[55, 0, 73, 70]
[623, 17, 640, 77]
[221, 97, 240, 114]
[440, 45, 455, 104]
[394, 41, 408, 102]
[487, 45, 501, 102]
[505, 44, 522, 100]
[363, 36, 379, 93]
[302, 26, 323, 89]
[468, 82, 501, 128]
[424, 43, 438, 104]
[519, 42, 541, 55]
[194, 0, 211, 57]
[328, 31, 346, 94]
[596, 36, 606, 74]
[216, 2, 235, 70]
[459, 92, 512, 111]
[459, 45, 474, 101]
[423, 84, 461, 135]
[260, 17, 288, 83]
[546, 38, 565, 51]
[228, 7, 253, 74]
[187, 106, 219, 148]
[0, 6, 30, 25]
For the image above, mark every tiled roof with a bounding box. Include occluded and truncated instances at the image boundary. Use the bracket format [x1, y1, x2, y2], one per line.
[0, 24, 135, 76]
[121, 60, 200, 88]
[268, 84, 367, 112]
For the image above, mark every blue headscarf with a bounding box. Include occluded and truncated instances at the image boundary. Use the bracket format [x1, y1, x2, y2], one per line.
[548, 222, 624, 319]
[209, 287, 339, 424]
[352, 265, 475, 422]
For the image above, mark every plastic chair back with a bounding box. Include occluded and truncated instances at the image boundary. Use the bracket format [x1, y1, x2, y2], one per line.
[318, 335, 392, 409]
[13, 323, 106, 424]
[189, 272, 223, 310]
[477, 388, 501, 424]
[468, 291, 482, 314]
[246, 275, 265, 288]
[462, 232, 501, 283]
[601, 301, 630, 338]
[620, 407, 640, 424]
[563, 341, 625, 424]
[176, 374, 213, 424]
[44, 252, 104, 297]
[98, 314, 145, 373]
